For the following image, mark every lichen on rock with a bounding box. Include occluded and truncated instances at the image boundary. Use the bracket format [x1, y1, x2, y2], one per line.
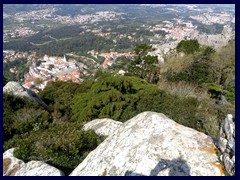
[70, 111, 224, 176]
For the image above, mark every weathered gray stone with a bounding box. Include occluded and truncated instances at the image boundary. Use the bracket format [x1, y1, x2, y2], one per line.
[223, 154, 234, 175]
[15, 161, 65, 176]
[224, 114, 234, 140]
[218, 114, 235, 176]
[3, 81, 47, 107]
[228, 138, 235, 152]
[3, 148, 64, 176]
[83, 118, 123, 136]
[70, 111, 224, 176]
[218, 137, 228, 153]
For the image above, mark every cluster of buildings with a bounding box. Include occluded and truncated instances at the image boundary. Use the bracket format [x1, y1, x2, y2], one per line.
[14, 8, 58, 22]
[4, 49, 136, 93]
[4, 27, 38, 41]
[13, 7, 123, 26]
[3, 50, 94, 93]
[148, 19, 196, 42]
[59, 11, 123, 24]
[23, 55, 92, 92]
[4, 7, 124, 42]
[3, 50, 35, 64]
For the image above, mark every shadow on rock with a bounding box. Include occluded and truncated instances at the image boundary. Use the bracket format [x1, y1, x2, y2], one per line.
[125, 156, 190, 176]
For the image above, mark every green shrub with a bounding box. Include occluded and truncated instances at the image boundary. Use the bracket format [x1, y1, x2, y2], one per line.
[12, 108, 51, 134]
[136, 87, 203, 131]
[206, 83, 222, 99]
[204, 82, 235, 104]
[3, 93, 50, 140]
[72, 75, 148, 122]
[4, 123, 103, 175]
[223, 90, 235, 104]
[223, 82, 235, 104]
[38, 80, 95, 122]
[197, 100, 235, 138]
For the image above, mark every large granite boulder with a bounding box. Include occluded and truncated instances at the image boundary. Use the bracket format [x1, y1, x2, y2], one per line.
[83, 118, 123, 136]
[3, 81, 47, 107]
[218, 114, 235, 175]
[3, 148, 64, 176]
[70, 111, 224, 176]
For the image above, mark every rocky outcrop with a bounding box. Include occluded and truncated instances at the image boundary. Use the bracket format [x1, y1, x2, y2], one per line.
[3, 148, 25, 176]
[3, 81, 47, 107]
[83, 118, 123, 136]
[218, 114, 235, 176]
[149, 26, 234, 62]
[70, 111, 224, 176]
[187, 26, 234, 50]
[3, 148, 64, 176]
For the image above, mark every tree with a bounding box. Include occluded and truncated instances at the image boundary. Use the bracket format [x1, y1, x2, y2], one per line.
[134, 44, 153, 56]
[176, 39, 200, 54]
[210, 39, 235, 86]
[167, 46, 215, 84]
[128, 44, 160, 83]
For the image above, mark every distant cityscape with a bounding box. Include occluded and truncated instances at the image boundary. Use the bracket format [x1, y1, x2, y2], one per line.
[3, 4, 235, 92]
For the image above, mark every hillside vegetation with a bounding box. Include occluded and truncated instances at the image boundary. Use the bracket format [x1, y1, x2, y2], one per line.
[3, 39, 235, 174]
